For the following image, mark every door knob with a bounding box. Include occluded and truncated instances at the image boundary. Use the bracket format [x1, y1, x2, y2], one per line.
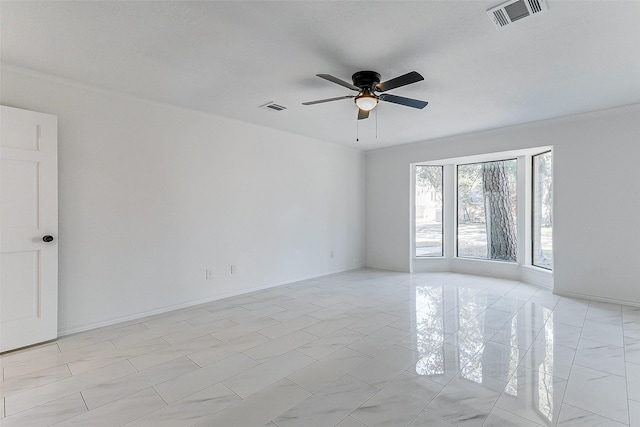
[42, 235, 54, 243]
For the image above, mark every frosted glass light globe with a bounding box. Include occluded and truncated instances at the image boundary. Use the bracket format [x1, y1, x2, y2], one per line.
[355, 91, 378, 111]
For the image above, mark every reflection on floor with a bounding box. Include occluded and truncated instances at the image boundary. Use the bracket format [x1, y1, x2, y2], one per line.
[1, 269, 638, 426]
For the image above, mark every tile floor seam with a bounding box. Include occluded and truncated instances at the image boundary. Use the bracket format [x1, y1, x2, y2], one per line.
[284, 375, 317, 394]
[579, 334, 625, 348]
[213, 380, 281, 422]
[406, 409, 424, 427]
[151, 385, 170, 406]
[561, 300, 587, 410]
[353, 379, 434, 427]
[239, 350, 262, 364]
[562, 301, 633, 426]
[229, 385, 243, 401]
[560, 402, 632, 427]
[571, 360, 627, 378]
[541, 307, 572, 427]
[410, 369, 454, 414]
[79, 390, 90, 412]
[221, 374, 286, 400]
[63, 362, 73, 381]
[116, 394, 165, 427]
[424, 408, 456, 427]
[488, 399, 550, 427]
[123, 359, 138, 374]
[343, 345, 372, 359]
[478, 369, 515, 427]
[68, 357, 123, 378]
[623, 323, 632, 427]
[185, 353, 205, 368]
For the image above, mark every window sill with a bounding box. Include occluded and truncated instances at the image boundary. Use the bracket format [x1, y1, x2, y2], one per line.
[412, 257, 554, 289]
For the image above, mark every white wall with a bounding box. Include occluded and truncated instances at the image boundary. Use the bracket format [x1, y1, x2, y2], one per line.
[366, 105, 640, 306]
[1, 68, 365, 333]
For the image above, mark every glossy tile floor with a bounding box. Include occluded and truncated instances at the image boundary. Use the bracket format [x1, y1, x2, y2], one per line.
[1, 269, 638, 426]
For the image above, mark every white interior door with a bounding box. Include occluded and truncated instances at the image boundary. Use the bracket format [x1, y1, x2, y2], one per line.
[0, 105, 58, 352]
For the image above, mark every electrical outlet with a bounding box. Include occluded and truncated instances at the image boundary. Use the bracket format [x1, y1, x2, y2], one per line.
[206, 269, 213, 279]
[230, 264, 237, 274]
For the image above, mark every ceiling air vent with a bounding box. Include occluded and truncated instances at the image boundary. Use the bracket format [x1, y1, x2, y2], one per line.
[259, 102, 287, 112]
[487, 0, 548, 29]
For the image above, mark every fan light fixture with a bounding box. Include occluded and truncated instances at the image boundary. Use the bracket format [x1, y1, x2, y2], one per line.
[302, 71, 428, 120]
[355, 89, 378, 111]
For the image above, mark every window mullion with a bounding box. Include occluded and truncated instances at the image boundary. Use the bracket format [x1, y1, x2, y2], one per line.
[518, 156, 529, 265]
[444, 164, 456, 259]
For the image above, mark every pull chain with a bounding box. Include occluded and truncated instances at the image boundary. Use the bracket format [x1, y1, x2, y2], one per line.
[356, 116, 359, 142]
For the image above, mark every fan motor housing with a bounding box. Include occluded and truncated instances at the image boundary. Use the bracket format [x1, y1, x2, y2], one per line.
[352, 71, 381, 90]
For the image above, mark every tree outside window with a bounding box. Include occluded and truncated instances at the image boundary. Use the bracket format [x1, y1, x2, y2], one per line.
[457, 159, 518, 261]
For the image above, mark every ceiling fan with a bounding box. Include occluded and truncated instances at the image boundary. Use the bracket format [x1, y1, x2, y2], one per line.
[302, 71, 428, 120]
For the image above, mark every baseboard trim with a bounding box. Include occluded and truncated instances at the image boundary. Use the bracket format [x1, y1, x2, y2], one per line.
[407, 259, 554, 289]
[58, 265, 365, 337]
[554, 290, 640, 308]
[58, 266, 639, 336]
[520, 266, 554, 289]
[365, 263, 408, 273]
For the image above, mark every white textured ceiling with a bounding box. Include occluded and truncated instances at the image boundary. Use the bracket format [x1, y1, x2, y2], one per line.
[2, 1, 639, 150]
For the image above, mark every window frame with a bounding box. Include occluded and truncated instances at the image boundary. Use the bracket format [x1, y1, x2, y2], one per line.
[531, 150, 553, 270]
[455, 157, 518, 262]
[415, 164, 444, 258]
[411, 147, 553, 287]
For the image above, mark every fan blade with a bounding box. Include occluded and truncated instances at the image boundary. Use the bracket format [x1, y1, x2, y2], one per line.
[302, 95, 355, 105]
[357, 109, 369, 120]
[317, 74, 360, 91]
[379, 94, 428, 109]
[376, 71, 424, 92]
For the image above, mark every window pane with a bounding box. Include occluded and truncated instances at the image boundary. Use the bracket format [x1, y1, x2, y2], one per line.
[533, 152, 553, 269]
[416, 165, 443, 257]
[457, 159, 517, 261]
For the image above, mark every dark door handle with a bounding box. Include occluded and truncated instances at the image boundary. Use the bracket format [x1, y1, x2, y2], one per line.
[42, 235, 54, 243]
